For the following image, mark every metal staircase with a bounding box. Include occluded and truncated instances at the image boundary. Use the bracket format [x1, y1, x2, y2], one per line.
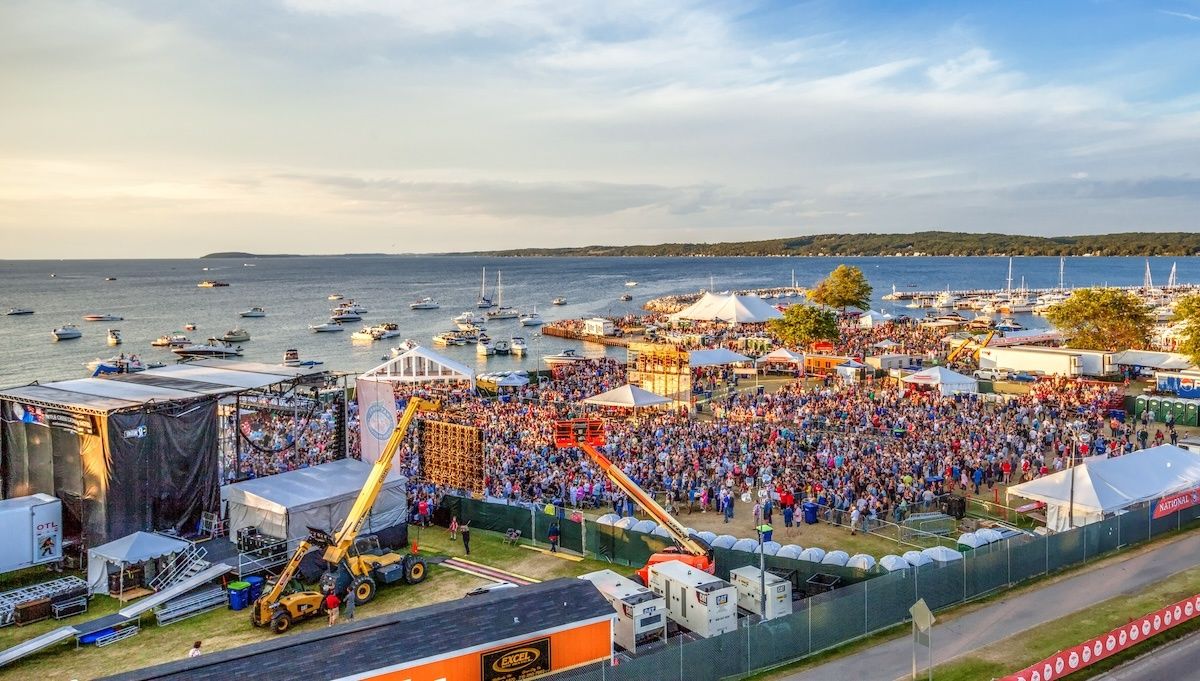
[148, 545, 211, 592]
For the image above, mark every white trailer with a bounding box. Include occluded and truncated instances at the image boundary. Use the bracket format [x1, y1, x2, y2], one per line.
[583, 318, 615, 337]
[579, 569, 666, 652]
[0, 494, 63, 574]
[978, 346, 1086, 377]
[729, 565, 792, 620]
[647, 560, 737, 638]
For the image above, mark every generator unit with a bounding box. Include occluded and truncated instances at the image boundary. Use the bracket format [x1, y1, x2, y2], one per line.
[647, 560, 737, 638]
[579, 569, 666, 652]
[729, 565, 793, 620]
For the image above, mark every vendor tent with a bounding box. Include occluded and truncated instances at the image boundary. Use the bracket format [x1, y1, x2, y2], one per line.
[88, 532, 190, 595]
[835, 360, 867, 383]
[858, 310, 893, 328]
[1007, 444, 1200, 531]
[872, 339, 900, 350]
[480, 372, 530, 388]
[359, 345, 475, 387]
[1112, 350, 1196, 372]
[756, 348, 805, 365]
[583, 384, 671, 408]
[688, 348, 752, 367]
[222, 459, 407, 542]
[669, 292, 783, 324]
[902, 366, 978, 396]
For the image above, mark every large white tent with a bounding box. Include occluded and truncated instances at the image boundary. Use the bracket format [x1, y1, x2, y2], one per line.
[583, 384, 671, 408]
[688, 348, 752, 367]
[902, 366, 978, 396]
[222, 459, 407, 541]
[1007, 445, 1200, 531]
[360, 344, 475, 387]
[669, 292, 782, 324]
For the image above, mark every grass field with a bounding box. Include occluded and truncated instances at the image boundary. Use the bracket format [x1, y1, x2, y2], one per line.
[0, 527, 616, 681]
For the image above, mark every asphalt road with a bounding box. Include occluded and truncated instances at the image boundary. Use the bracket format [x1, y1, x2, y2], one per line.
[1092, 629, 1200, 680]
[780, 532, 1200, 681]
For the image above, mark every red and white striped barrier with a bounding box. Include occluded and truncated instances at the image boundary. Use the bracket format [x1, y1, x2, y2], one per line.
[1001, 593, 1200, 681]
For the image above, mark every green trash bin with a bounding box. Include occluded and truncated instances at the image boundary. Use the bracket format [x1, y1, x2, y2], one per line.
[1148, 398, 1161, 422]
[1135, 395, 1148, 419]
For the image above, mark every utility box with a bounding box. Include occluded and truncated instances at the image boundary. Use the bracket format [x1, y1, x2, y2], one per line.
[647, 560, 737, 638]
[579, 569, 666, 652]
[0, 494, 63, 574]
[729, 565, 793, 620]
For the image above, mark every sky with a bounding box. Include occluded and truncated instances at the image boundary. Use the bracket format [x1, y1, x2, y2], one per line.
[1, 0, 1199, 258]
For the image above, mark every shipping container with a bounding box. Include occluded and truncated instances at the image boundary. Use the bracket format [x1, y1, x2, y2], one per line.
[0, 494, 62, 574]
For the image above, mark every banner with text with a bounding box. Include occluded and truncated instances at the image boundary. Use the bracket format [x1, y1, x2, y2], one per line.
[1153, 487, 1200, 519]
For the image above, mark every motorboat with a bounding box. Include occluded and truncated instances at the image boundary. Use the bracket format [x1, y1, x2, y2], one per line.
[184, 322, 198, 331]
[87, 355, 150, 375]
[410, 297, 440, 310]
[433, 331, 468, 346]
[221, 328, 251, 342]
[543, 349, 589, 366]
[519, 308, 545, 327]
[152, 333, 191, 347]
[477, 267, 493, 308]
[510, 336, 528, 355]
[552, 297, 566, 306]
[351, 326, 379, 342]
[282, 349, 323, 368]
[454, 310, 486, 324]
[330, 310, 363, 323]
[310, 322, 344, 333]
[337, 300, 369, 314]
[476, 334, 494, 356]
[619, 294, 633, 302]
[367, 323, 401, 339]
[934, 290, 958, 309]
[104, 277, 117, 281]
[328, 293, 344, 301]
[107, 329, 122, 346]
[173, 339, 243, 358]
[625, 281, 638, 287]
[493, 339, 511, 355]
[390, 340, 419, 357]
[52, 325, 82, 341]
[995, 318, 1024, 332]
[82, 313, 123, 322]
[6, 308, 33, 315]
[197, 280, 229, 288]
[240, 307, 267, 318]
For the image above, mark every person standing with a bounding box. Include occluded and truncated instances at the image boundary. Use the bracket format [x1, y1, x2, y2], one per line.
[324, 591, 340, 627]
[448, 515, 459, 540]
[782, 503, 794, 529]
[461, 521, 471, 555]
[188, 641, 202, 658]
[548, 521, 560, 553]
[850, 505, 861, 536]
[343, 590, 356, 622]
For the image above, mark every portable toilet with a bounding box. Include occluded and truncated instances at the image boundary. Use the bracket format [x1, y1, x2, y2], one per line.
[1173, 398, 1188, 425]
[1135, 395, 1147, 419]
[1157, 398, 1174, 423]
[1148, 397, 1161, 421]
[1187, 400, 1199, 427]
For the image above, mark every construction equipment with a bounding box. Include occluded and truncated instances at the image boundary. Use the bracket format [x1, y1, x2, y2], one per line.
[250, 398, 439, 634]
[554, 419, 713, 585]
[947, 329, 995, 363]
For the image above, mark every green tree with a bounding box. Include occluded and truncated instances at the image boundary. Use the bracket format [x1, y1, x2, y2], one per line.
[809, 264, 873, 311]
[1046, 288, 1154, 351]
[1173, 293, 1200, 366]
[767, 305, 840, 349]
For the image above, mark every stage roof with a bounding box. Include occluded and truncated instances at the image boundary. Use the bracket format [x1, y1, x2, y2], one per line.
[0, 359, 328, 415]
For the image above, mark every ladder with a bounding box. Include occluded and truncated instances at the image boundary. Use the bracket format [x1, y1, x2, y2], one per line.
[148, 545, 210, 592]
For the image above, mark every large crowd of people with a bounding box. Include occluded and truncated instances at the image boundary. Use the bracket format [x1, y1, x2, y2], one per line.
[223, 396, 348, 482]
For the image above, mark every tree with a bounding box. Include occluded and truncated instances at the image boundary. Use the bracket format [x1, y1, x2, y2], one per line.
[1173, 293, 1200, 366]
[1045, 288, 1153, 351]
[767, 305, 840, 349]
[809, 264, 873, 311]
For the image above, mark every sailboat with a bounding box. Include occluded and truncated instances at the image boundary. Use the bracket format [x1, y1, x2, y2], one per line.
[477, 267, 493, 309]
[486, 271, 518, 320]
[1168, 262, 1178, 290]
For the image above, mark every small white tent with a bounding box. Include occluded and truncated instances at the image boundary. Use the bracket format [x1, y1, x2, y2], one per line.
[858, 310, 893, 328]
[902, 366, 978, 396]
[88, 532, 191, 595]
[669, 292, 783, 324]
[583, 384, 671, 408]
[1007, 445, 1200, 531]
[835, 359, 867, 383]
[756, 348, 805, 365]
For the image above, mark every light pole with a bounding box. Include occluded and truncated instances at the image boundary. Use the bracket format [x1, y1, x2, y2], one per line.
[756, 524, 766, 618]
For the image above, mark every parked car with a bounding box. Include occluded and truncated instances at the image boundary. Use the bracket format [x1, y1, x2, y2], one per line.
[1011, 372, 1038, 382]
[972, 369, 1009, 381]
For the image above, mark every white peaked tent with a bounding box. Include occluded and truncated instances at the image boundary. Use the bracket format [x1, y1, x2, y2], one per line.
[688, 348, 752, 367]
[756, 348, 805, 365]
[872, 339, 900, 350]
[858, 310, 893, 328]
[1007, 445, 1200, 531]
[360, 344, 475, 387]
[902, 366, 978, 396]
[583, 384, 671, 408]
[88, 532, 191, 595]
[669, 292, 783, 324]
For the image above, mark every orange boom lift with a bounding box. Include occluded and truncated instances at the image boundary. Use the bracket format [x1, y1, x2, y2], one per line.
[554, 418, 714, 585]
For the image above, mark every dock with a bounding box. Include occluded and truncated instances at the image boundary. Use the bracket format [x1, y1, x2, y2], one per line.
[882, 283, 1200, 301]
[541, 325, 632, 347]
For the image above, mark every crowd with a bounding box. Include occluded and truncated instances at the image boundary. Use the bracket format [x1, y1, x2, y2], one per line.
[223, 397, 347, 482]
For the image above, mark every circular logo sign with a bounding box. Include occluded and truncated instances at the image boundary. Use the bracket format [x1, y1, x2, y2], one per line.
[365, 402, 396, 441]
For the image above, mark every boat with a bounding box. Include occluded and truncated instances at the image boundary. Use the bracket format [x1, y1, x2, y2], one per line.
[476, 333, 494, 356]
[6, 308, 33, 316]
[543, 349, 588, 366]
[104, 277, 117, 281]
[371, 323, 402, 339]
[934, 289, 958, 309]
[520, 307, 545, 327]
[625, 281, 638, 287]
[410, 297, 440, 310]
[336, 300, 369, 314]
[552, 297, 566, 306]
[351, 326, 376, 341]
[477, 267, 493, 309]
[995, 318, 1024, 332]
[184, 322, 198, 331]
[493, 339, 511, 355]
[151, 333, 191, 347]
[510, 336, 528, 355]
[172, 339, 243, 358]
[619, 294, 633, 302]
[52, 325, 82, 341]
[433, 331, 468, 346]
[454, 310, 486, 325]
[390, 340, 419, 357]
[197, 280, 230, 288]
[328, 293, 344, 301]
[310, 322, 345, 333]
[330, 310, 362, 323]
[282, 349, 323, 367]
[221, 328, 251, 342]
[87, 355, 149, 375]
[240, 307, 267, 318]
[243, 263, 255, 267]
[485, 271, 518, 320]
[82, 313, 123, 322]
[106, 329, 122, 346]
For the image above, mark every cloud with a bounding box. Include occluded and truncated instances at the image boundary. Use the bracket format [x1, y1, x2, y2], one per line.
[1159, 9, 1200, 22]
[926, 48, 1001, 89]
[1008, 175, 1200, 201]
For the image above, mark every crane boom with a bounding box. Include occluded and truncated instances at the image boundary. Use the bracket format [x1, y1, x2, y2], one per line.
[555, 419, 710, 558]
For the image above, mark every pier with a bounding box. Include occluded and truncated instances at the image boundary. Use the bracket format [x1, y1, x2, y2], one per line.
[882, 283, 1200, 301]
[541, 325, 632, 347]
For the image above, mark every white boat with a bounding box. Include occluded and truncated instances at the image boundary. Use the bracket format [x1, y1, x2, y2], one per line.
[476, 334, 494, 356]
[240, 307, 267, 318]
[6, 308, 33, 316]
[510, 336, 528, 355]
[52, 325, 82, 341]
[625, 281, 638, 287]
[328, 293, 344, 301]
[477, 267, 493, 308]
[184, 322, 198, 331]
[543, 349, 589, 366]
[433, 331, 468, 346]
[310, 322, 345, 333]
[408, 296, 441, 309]
[221, 328, 251, 342]
[173, 339, 243, 358]
[372, 322, 402, 339]
[995, 317, 1024, 332]
[87, 355, 149, 374]
[336, 300, 369, 314]
[454, 311, 485, 324]
[197, 280, 229, 288]
[351, 326, 379, 341]
[151, 333, 191, 347]
[107, 329, 122, 346]
[485, 271, 518, 320]
[519, 307, 544, 327]
[83, 313, 123, 322]
[552, 297, 566, 306]
[390, 340, 419, 357]
[330, 310, 362, 322]
[282, 349, 323, 367]
[619, 294, 633, 302]
[934, 290, 958, 309]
